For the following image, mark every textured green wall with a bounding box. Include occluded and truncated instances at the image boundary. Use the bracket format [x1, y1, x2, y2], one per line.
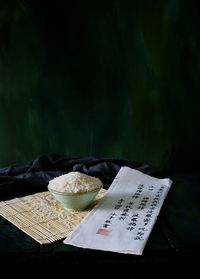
[0, 0, 200, 170]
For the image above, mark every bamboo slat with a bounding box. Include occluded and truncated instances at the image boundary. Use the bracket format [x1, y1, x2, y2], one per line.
[0, 189, 106, 244]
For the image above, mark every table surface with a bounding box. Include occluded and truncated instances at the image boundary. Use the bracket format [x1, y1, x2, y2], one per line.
[0, 155, 199, 275]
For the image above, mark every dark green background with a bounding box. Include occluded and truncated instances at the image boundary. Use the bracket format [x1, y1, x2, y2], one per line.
[0, 0, 200, 171]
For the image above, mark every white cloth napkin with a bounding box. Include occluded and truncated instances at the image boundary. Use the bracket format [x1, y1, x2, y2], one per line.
[64, 166, 173, 255]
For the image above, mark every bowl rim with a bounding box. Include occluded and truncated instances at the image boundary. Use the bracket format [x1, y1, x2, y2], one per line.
[47, 185, 102, 196]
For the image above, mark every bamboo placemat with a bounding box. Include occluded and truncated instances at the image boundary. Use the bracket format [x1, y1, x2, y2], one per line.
[0, 189, 106, 244]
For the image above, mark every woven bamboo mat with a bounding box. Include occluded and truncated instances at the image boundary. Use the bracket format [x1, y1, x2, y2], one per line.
[0, 189, 106, 244]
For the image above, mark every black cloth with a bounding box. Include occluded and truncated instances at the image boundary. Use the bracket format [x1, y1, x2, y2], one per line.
[0, 154, 199, 275]
[0, 153, 152, 200]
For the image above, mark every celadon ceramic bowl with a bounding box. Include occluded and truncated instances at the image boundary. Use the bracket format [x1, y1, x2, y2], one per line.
[48, 186, 102, 211]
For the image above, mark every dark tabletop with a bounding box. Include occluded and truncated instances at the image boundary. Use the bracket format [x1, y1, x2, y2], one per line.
[0, 154, 199, 276]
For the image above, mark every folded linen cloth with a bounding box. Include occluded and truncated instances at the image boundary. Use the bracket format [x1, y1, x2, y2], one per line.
[64, 166, 172, 255]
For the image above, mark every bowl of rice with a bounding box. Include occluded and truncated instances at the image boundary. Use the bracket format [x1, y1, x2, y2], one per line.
[47, 171, 103, 211]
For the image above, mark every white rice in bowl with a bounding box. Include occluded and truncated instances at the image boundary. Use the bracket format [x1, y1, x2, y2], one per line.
[48, 171, 103, 194]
